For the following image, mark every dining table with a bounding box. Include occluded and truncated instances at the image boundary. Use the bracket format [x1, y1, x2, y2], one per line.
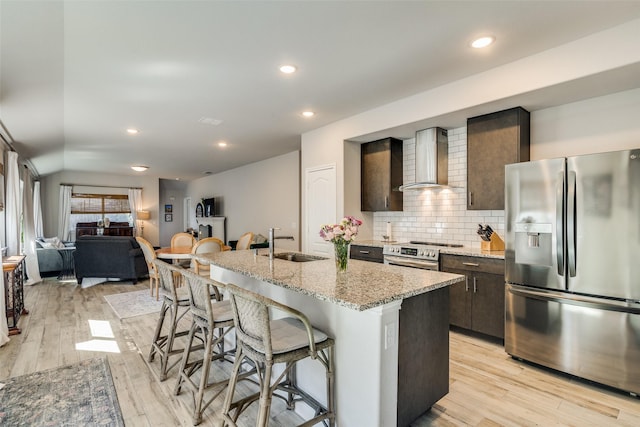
[155, 246, 193, 262]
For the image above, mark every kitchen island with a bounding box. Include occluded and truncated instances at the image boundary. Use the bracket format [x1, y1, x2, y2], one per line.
[194, 249, 464, 427]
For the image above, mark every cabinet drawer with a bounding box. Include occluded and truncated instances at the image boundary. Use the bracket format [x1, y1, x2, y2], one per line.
[440, 254, 504, 275]
[350, 245, 383, 263]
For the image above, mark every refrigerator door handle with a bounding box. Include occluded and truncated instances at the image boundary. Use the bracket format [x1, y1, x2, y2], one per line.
[567, 171, 577, 277]
[556, 171, 565, 275]
[507, 284, 640, 314]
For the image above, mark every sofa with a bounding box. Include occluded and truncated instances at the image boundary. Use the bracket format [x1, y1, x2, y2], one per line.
[73, 235, 148, 284]
[36, 237, 74, 275]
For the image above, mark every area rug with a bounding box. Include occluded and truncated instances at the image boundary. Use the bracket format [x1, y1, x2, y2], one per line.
[0, 357, 124, 426]
[104, 289, 163, 319]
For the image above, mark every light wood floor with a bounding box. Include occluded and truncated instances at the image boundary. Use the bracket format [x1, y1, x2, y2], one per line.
[1, 278, 639, 426]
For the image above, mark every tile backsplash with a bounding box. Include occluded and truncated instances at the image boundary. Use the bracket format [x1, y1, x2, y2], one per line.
[373, 126, 505, 249]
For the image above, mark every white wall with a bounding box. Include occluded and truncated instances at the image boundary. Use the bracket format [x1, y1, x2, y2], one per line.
[531, 88, 640, 160]
[158, 178, 187, 247]
[185, 151, 300, 251]
[39, 170, 160, 245]
[302, 20, 640, 248]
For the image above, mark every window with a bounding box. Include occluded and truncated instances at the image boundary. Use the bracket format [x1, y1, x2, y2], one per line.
[70, 193, 132, 231]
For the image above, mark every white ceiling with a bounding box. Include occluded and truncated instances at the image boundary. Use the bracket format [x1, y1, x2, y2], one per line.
[1, 1, 640, 179]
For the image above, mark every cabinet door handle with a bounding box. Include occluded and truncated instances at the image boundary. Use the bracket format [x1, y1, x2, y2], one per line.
[473, 277, 477, 293]
[462, 262, 479, 267]
[384, 196, 389, 208]
[465, 276, 469, 292]
[359, 250, 370, 254]
[468, 191, 473, 206]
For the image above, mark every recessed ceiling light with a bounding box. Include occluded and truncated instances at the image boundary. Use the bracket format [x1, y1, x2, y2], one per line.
[279, 65, 297, 74]
[126, 128, 139, 134]
[302, 111, 315, 118]
[218, 141, 227, 148]
[471, 36, 495, 49]
[131, 165, 148, 172]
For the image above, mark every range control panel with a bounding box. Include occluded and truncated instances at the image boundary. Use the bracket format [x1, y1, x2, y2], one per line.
[383, 244, 439, 261]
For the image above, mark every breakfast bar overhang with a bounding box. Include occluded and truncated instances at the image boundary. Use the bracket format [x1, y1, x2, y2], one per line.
[195, 250, 464, 427]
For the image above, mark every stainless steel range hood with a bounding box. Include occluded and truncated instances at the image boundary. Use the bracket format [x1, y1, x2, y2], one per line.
[399, 127, 448, 191]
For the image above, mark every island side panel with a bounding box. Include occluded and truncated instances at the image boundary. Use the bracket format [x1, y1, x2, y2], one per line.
[397, 286, 450, 427]
[211, 266, 401, 427]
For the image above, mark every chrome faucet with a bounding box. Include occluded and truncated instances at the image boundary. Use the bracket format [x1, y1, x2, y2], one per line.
[268, 227, 281, 260]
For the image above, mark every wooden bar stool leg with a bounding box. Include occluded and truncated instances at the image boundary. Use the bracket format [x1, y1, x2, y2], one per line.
[285, 361, 296, 410]
[326, 346, 336, 427]
[222, 347, 246, 426]
[158, 303, 179, 381]
[257, 362, 274, 427]
[192, 327, 215, 425]
[174, 321, 198, 396]
[148, 300, 169, 362]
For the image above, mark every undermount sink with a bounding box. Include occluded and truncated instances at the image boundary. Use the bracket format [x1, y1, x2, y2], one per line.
[264, 252, 328, 262]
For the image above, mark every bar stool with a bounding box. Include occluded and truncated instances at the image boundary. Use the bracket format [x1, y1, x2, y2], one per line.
[148, 260, 191, 381]
[221, 283, 336, 427]
[174, 268, 238, 425]
[136, 236, 160, 300]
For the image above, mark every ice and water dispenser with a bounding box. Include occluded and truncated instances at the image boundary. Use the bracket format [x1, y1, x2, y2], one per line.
[514, 222, 553, 266]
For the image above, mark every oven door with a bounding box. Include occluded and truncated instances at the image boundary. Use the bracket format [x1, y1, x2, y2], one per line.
[383, 255, 439, 271]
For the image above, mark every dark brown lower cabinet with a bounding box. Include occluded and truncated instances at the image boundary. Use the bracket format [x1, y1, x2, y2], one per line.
[441, 254, 505, 339]
[349, 244, 383, 263]
[397, 286, 449, 427]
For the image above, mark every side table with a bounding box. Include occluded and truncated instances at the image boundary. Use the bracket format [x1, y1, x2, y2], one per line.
[57, 247, 76, 280]
[3, 255, 27, 335]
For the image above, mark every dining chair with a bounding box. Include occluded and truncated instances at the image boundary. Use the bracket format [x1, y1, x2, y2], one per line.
[221, 282, 336, 427]
[148, 260, 191, 381]
[171, 232, 196, 267]
[173, 268, 241, 425]
[234, 232, 254, 250]
[190, 237, 225, 275]
[136, 236, 160, 300]
[171, 232, 196, 249]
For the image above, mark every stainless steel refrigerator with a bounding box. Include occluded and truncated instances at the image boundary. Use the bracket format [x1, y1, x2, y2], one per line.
[505, 148, 640, 395]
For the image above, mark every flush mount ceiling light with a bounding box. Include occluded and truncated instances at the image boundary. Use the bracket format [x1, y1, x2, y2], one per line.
[279, 64, 297, 74]
[131, 165, 149, 172]
[198, 117, 223, 126]
[302, 111, 315, 118]
[471, 36, 495, 49]
[218, 141, 228, 148]
[126, 128, 139, 134]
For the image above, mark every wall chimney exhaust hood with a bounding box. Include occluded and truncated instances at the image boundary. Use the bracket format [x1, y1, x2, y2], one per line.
[399, 127, 448, 191]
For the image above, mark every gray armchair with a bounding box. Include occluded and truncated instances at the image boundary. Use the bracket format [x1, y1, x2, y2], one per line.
[35, 238, 74, 275]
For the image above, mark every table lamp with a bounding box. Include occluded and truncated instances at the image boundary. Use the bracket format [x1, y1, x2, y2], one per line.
[137, 210, 151, 236]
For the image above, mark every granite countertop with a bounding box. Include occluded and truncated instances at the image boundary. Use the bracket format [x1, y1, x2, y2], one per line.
[439, 247, 505, 260]
[195, 250, 464, 311]
[352, 240, 396, 247]
[350, 240, 505, 260]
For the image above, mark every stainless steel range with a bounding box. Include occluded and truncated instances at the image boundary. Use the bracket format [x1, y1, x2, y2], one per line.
[382, 241, 463, 271]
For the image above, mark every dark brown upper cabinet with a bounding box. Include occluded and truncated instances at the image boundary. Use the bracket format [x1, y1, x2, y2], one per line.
[467, 107, 530, 210]
[361, 137, 403, 211]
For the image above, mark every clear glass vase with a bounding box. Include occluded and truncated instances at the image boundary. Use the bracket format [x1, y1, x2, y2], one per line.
[334, 241, 350, 272]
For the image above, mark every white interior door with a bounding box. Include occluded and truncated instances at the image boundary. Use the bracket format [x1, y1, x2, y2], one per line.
[305, 164, 336, 256]
[183, 197, 191, 231]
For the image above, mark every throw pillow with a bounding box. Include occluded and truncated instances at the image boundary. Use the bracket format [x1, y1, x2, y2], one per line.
[43, 237, 65, 249]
